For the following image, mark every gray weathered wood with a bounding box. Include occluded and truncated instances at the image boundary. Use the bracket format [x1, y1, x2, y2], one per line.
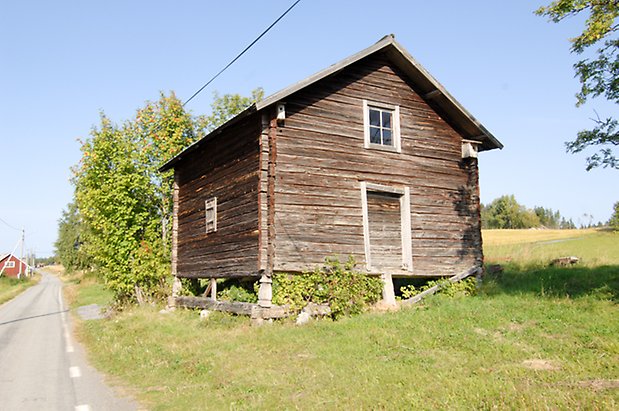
[400, 186, 413, 271]
[175, 296, 291, 319]
[400, 266, 482, 307]
[167, 44, 495, 281]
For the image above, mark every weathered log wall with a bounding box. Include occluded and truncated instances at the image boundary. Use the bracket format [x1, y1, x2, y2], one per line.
[272, 53, 483, 276]
[175, 115, 261, 278]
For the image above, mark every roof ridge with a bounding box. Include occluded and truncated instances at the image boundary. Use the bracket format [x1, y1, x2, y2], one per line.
[160, 35, 502, 171]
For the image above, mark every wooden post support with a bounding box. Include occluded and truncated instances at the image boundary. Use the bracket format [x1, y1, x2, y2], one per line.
[401, 266, 482, 307]
[381, 273, 396, 306]
[258, 274, 272, 308]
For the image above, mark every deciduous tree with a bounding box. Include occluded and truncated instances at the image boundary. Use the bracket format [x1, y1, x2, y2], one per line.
[54, 200, 91, 272]
[198, 88, 264, 132]
[482, 195, 541, 229]
[67, 90, 262, 304]
[536, 0, 619, 170]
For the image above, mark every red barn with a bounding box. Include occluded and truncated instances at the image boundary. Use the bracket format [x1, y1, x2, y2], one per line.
[0, 254, 28, 278]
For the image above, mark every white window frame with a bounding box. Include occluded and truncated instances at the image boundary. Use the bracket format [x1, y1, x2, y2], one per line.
[4, 260, 15, 268]
[360, 182, 412, 272]
[363, 100, 401, 153]
[205, 197, 217, 234]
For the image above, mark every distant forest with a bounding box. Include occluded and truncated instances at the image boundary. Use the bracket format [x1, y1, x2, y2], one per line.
[481, 195, 604, 230]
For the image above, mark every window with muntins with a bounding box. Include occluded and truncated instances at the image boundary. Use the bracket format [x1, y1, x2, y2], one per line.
[205, 197, 217, 234]
[363, 100, 401, 152]
[4, 261, 15, 268]
[369, 107, 393, 146]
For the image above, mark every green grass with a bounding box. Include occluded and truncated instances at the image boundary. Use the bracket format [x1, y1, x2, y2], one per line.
[71, 280, 113, 308]
[0, 274, 38, 305]
[73, 230, 619, 410]
[61, 268, 114, 309]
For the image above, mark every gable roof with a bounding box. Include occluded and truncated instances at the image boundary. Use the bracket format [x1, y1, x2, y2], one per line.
[161, 34, 502, 172]
[0, 253, 24, 263]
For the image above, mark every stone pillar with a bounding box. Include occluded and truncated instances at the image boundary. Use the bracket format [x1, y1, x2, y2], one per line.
[210, 278, 217, 300]
[258, 274, 272, 308]
[168, 276, 183, 308]
[381, 273, 396, 306]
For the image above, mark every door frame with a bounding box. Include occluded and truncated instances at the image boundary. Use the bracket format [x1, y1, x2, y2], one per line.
[360, 181, 413, 273]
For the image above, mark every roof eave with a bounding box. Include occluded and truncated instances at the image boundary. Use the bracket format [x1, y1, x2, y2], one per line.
[158, 104, 258, 172]
[385, 41, 503, 151]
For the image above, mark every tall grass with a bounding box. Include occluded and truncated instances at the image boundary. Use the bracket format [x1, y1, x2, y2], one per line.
[0, 275, 38, 305]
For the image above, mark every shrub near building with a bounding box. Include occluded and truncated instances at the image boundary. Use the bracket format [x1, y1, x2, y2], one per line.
[272, 257, 383, 319]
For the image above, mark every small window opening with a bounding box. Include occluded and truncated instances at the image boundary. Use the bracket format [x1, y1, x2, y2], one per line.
[205, 197, 217, 234]
[363, 100, 401, 152]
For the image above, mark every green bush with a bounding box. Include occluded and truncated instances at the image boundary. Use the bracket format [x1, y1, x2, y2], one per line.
[400, 277, 477, 300]
[272, 256, 383, 319]
[217, 284, 257, 303]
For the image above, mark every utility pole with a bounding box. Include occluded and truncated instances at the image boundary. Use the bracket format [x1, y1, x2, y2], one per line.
[19, 228, 24, 279]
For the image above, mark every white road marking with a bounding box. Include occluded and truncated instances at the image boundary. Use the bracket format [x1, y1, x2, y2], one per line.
[61, 313, 74, 352]
[64, 333, 74, 351]
[58, 288, 64, 310]
[57, 285, 75, 354]
[75, 405, 91, 411]
[69, 366, 81, 378]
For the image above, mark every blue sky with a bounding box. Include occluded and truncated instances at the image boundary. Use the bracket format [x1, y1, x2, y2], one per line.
[1, 0, 617, 257]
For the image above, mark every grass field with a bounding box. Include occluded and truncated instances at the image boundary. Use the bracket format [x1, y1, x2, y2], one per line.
[483, 228, 617, 267]
[70, 229, 618, 410]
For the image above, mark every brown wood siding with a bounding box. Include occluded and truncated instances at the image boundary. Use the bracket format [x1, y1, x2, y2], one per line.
[175, 115, 261, 278]
[273, 53, 482, 276]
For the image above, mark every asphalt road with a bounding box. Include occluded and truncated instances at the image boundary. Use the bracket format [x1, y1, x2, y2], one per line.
[0, 272, 138, 411]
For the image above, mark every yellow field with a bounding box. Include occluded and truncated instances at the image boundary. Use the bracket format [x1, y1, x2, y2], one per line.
[482, 228, 597, 246]
[482, 228, 618, 267]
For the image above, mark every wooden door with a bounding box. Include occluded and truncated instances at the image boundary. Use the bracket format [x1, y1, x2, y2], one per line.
[366, 191, 403, 271]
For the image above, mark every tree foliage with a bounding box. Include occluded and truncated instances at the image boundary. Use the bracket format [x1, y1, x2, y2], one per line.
[59, 89, 262, 304]
[481, 195, 576, 229]
[482, 195, 541, 229]
[198, 88, 264, 133]
[536, 0, 619, 170]
[73, 112, 166, 302]
[54, 200, 92, 272]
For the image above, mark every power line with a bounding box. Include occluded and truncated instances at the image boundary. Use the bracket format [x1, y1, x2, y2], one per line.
[182, 0, 302, 107]
[0, 216, 20, 232]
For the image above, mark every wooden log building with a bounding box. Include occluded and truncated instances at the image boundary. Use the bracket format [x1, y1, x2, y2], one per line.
[160, 35, 503, 306]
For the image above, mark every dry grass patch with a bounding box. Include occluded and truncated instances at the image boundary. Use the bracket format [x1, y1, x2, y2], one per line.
[482, 228, 598, 246]
[522, 359, 561, 371]
[483, 229, 618, 267]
